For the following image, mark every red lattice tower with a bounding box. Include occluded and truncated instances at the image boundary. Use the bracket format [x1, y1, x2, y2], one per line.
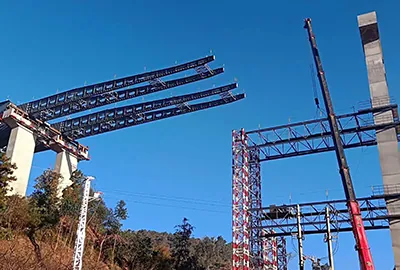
[249, 147, 264, 268]
[232, 129, 250, 269]
[262, 230, 278, 270]
[276, 237, 288, 270]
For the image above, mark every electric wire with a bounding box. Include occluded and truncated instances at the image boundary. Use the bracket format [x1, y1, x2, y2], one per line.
[101, 189, 230, 207]
[103, 193, 228, 214]
[87, 199, 103, 225]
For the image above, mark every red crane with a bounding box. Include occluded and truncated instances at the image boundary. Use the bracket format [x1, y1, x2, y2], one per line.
[304, 18, 375, 270]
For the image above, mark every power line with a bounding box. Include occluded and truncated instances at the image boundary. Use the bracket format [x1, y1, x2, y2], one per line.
[103, 194, 228, 214]
[101, 189, 230, 207]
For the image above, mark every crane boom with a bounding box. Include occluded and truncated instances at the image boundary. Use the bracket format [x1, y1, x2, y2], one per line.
[19, 55, 215, 115]
[52, 83, 237, 133]
[63, 93, 245, 139]
[304, 18, 374, 269]
[36, 67, 224, 121]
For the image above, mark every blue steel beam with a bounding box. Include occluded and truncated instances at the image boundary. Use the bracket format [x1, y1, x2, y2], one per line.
[34, 67, 224, 121]
[19, 55, 215, 115]
[64, 93, 245, 139]
[250, 194, 397, 237]
[52, 83, 237, 133]
[246, 104, 400, 162]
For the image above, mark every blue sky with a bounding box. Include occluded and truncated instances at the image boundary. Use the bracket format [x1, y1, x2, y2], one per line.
[1, 0, 399, 268]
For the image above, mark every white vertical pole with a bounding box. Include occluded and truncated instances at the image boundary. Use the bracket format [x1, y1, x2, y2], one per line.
[72, 176, 94, 270]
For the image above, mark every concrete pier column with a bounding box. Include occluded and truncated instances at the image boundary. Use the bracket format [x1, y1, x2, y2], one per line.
[5, 125, 36, 196]
[358, 11, 400, 268]
[54, 150, 78, 194]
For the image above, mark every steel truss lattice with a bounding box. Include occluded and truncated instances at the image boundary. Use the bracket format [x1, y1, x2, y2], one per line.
[250, 191, 400, 237]
[246, 104, 399, 161]
[232, 129, 250, 269]
[276, 237, 288, 270]
[232, 103, 400, 269]
[73, 177, 92, 270]
[19, 55, 216, 116]
[249, 147, 264, 268]
[233, 129, 286, 270]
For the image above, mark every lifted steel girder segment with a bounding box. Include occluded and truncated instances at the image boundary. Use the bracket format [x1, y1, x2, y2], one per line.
[246, 104, 399, 162]
[52, 83, 237, 133]
[64, 93, 245, 139]
[19, 55, 215, 115]
[250, 194, 399, 237]
[33, 67, 224, 121]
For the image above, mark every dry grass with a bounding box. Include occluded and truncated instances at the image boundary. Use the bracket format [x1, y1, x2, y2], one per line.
[0, 236, 110, 270]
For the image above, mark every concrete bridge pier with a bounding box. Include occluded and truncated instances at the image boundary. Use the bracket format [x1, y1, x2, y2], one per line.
[5, 125, 36, 196]
[54, 150, 78, 195]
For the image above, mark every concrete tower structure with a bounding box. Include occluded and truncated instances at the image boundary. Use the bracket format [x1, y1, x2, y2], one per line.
[358, 11, 400, 268]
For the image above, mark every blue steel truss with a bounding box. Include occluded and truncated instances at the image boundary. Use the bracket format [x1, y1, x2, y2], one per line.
[19, 55, 215, 115]
[63, 93, 245, 139]
[251, 193, 398, 237]
[0, 54, 246, 154]
[34, 67, 224, 121]
[246, 104, 400, 161]
[52, 83, 237, 133]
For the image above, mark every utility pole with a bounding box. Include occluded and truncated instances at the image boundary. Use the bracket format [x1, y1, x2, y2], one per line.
[72, 176, 100, 270]
[325, 207, 335, 270]
[304, 18, 374, 270]
[297, 204, 305, 270]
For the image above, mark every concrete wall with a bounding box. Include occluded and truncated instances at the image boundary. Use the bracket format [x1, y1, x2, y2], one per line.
[5, 125, 36, 196]
[54, 150, 78, 196]
[358, 11, 400, 269]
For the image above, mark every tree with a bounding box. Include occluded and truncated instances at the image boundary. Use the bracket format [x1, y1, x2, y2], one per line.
[115, 200, 128, 222]
[57, 170, 86, 249]
[115, 230, 154, 269]
[110, 200, 128, 265]
[29, 169, 62, 227]
[96, 200, 129, 263]
[114, 230, 173, 270]
[27, 169, 63, 264]
[0, 152, 17, 209]
[171, 218, 202, 270]
[60, 170, 85, 218]
[194, 236, 232, 269]
[0, 162, 236, 269]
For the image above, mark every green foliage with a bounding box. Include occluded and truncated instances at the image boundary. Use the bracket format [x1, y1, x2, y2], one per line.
[172, 218, 202, 270]
[0, 153, 17, 209]
[194, 236, 232, 269]
[0, 167, 232, 269]
[28, 169, 63, 230]
[60, 170, 85, 218]
[102, 200, 128, 236]
[115, 230, 159, 269]
[114, 200, 128, 221]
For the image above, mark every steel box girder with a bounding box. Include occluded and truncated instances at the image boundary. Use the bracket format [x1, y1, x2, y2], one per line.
[19, 55, 215, 116]
[52, 83, 237, 133]
[36, 67, 224, 121]
[58, 93, 245, 139]
[32, 93, 245, 152]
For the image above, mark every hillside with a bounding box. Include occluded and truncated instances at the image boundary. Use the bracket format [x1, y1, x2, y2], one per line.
[0, 153, 232, 269]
